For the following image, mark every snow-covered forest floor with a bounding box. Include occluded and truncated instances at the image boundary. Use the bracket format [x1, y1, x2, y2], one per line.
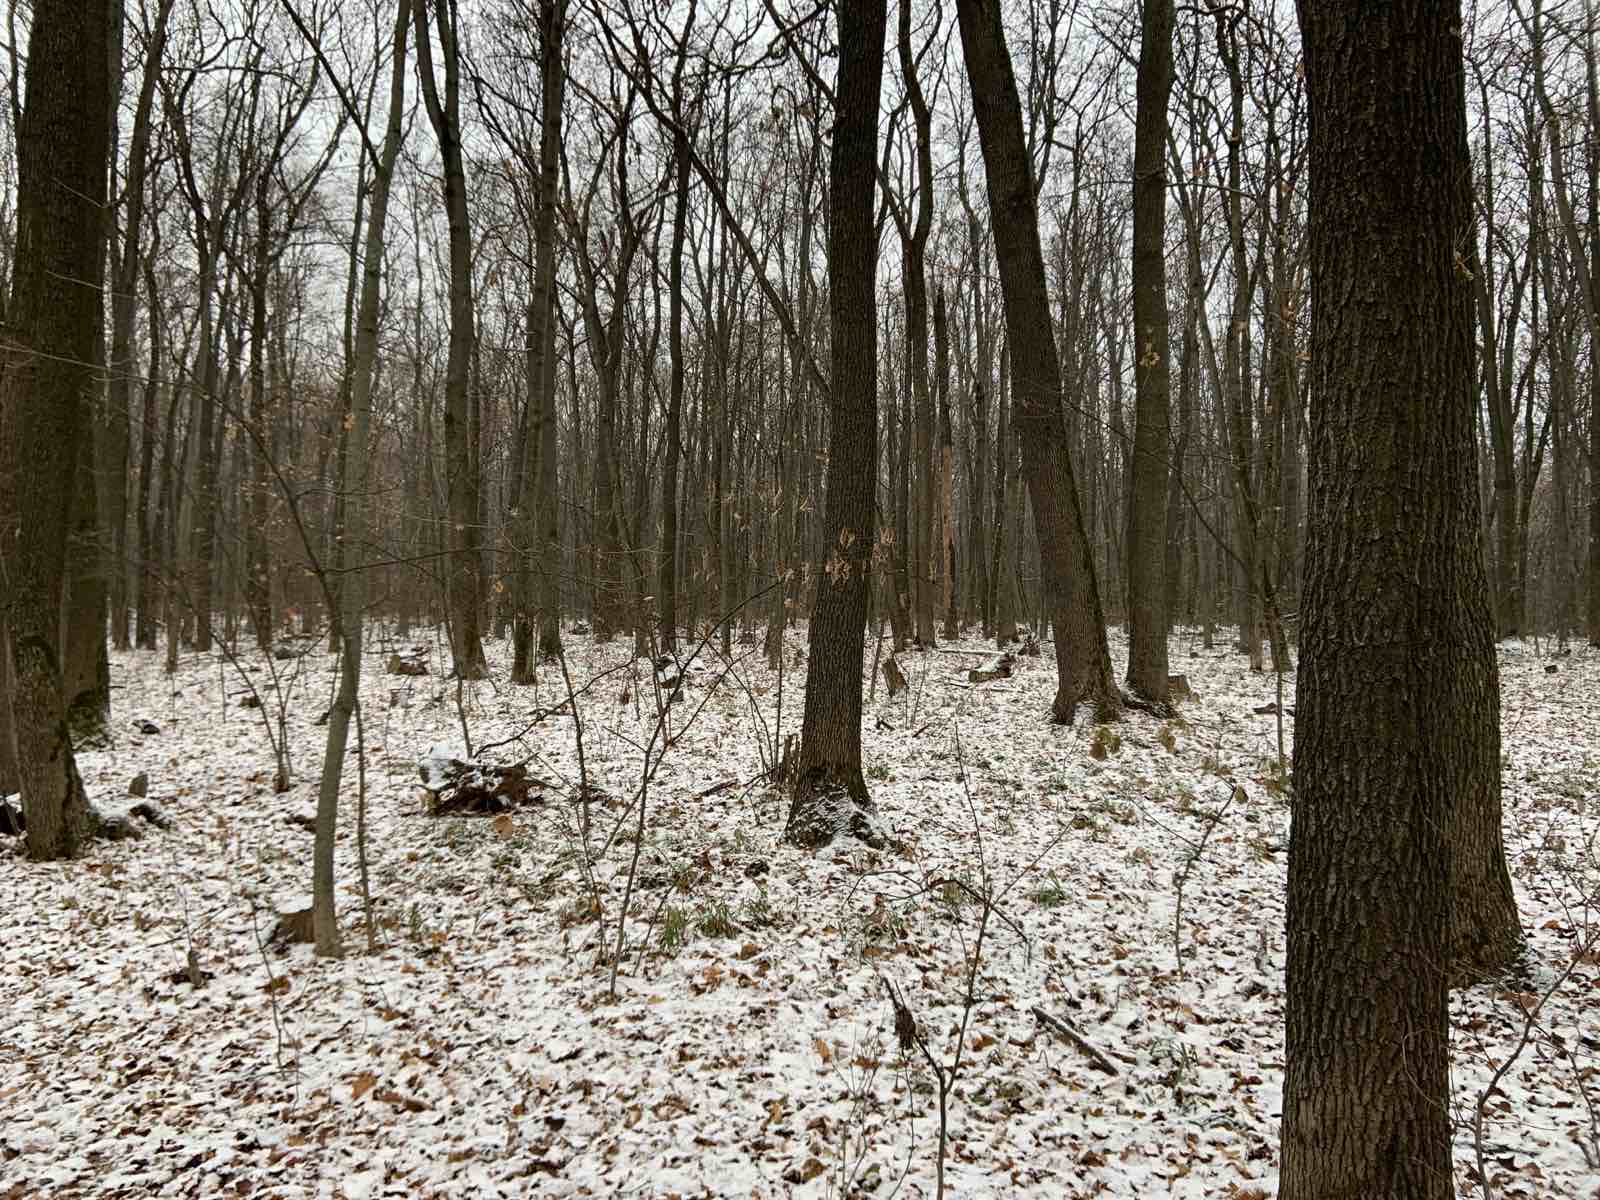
[4, 624, 1598, 1199]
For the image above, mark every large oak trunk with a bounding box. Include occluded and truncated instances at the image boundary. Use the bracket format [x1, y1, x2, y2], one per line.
[0, 0, 112, 859]
[1283, 3, 1523, 1194]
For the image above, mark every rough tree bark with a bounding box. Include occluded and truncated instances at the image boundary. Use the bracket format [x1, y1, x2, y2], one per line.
[784, 0, 885, 850]
[0, 0, 112, 860]
[1282, 2, 1523, 1194]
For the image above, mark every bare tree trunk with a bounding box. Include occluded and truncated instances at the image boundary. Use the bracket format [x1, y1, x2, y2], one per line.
[659, 50, 692, 652]
[936, 286, 958, 639]
[414, 0, 486, 679]
[1125, 0, 1175, 704]
[120, 0, 175, 654]
[785, 0, 886, 850]
[0, 0, 111, 860]
[511, 0, 567, 681]
[1283, 5, 1522, 1193]
[62, 426, 110, 744]
[311, 0, 411, 958]
[955, 0, 1119, 723]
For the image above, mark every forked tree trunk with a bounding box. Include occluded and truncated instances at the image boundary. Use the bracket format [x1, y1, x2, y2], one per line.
[1283, 3, 1523, 1194]
[784, 0, 886, 850]
[313, 0, 411, 958]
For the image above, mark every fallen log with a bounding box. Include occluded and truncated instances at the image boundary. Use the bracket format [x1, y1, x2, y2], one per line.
[1031, 1005, 1124, 1076]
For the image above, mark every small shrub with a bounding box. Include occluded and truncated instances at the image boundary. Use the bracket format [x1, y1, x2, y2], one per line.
[1089, 727, 1122, 760]
[671, 861, 700, 893]
[1029, 872, 1068, 909]
[742, 889, 777, 929]
[696, 898, 739, 939]
[659, 905, 691, 951]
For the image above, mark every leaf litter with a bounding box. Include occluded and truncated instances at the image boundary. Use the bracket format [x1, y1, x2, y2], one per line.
[1, 629, 1596, 1198]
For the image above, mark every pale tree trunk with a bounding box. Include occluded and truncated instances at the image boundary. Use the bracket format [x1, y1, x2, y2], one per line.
[0, 0, 111, 860]
[1283, 4, 1522, 1194]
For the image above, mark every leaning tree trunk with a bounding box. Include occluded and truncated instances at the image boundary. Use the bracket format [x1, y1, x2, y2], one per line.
[1282, 3, 1523, 1195]
[955, 0, 1119, 723]
[785, 0, 886, 850]
[1125, 0, 1175, 705]
[0, 0, 111, 860]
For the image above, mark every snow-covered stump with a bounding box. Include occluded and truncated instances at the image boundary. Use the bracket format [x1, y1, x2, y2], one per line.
[417, 746, 544, 816]
[967, 651, 1015, 684]
[387, 645, 430, 676]
[882, 654, 908, 696]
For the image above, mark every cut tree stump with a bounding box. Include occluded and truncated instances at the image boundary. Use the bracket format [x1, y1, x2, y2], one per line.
[418, 750, 547, 816]
[883, 654, 908, 697]
[270, 904, 315, 945]
[388, 649, 429, 677]
[968, 651, 1016, 684]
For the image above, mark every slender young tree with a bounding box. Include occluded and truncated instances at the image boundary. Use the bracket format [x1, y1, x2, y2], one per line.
[1283, 1, 1521, 1193]
[0, 0, 113, 860]
[785, 0, 886, 849]
[658, 0, 696, 654]
[414, 0, 487, 679]
[109, 0, 177, 653]
[1125, 0, 1175, 705]
[510, 0, 568, 680]
[301, 0, 412, 960]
